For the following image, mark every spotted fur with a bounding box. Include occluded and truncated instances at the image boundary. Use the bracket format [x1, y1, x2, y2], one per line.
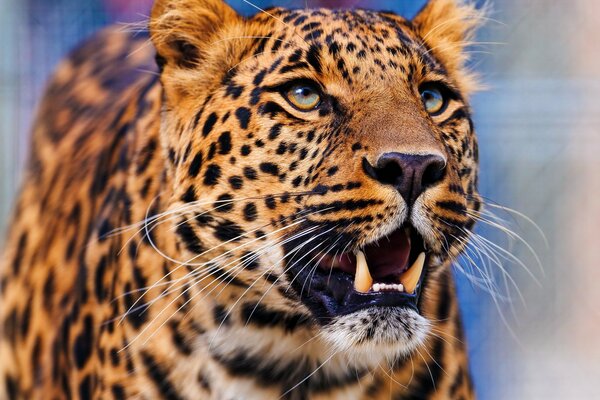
[1, 0, 483, 398]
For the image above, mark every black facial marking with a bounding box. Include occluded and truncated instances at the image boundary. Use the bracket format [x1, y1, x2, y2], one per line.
[214, 220, 245, 242]
[240, 145, 251, 156]
[203, 164, 222, 186]
[181, 185, 197, 203]
[305, 44, 323, 74]
[202, 112, 218, 137]
[188, 152, 203, 177]
[229, 175, 243, 190]
[243, 203, 258, 222]
[176, 220, 205, 254]
[268, 124, 282, 140]
[243, 167, 258, 180]
[235, 107, 251, 130]
[259, 162, 279, 176]
[215, 194, 234, 212]
[217, 131, 232, 155]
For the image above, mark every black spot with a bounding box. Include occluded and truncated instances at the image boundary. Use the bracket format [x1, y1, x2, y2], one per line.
[229, 176, 243, 190]
[276, 142, 287, 155]
[112, 384, 126, 400]
[188, 152, 203, 177]
[123, 282, 149, 329]
[97, 218, 112, 242]
[240, 145, 251, 156]
[176, 220, 205, 254]
[327, 166, 339, 176]
[181, 185, 197, 203]
[79, 374, 92, 400]
[259, 162, 279, 176]
[110, 348, 120, 367]
[20, 301, 32, 339]
[226, 84, 244, 99]
[264, 196, 276, 209]
[215, 194, 234, 212]
[288, 48, 303, 62]
[268, 124, 282, 140]
[306, 44, 322, 74]
[74, 315, 94, 369]
[94, 256, 107, 302]
[250, 87, 263, 105]
[235, 107, 251, 129]
[214, 220, 244, 242]
[243, 167, 258, 180]
[217, 131, 232, 155]
[203, 164, 221, 186]
[253, 69, 267, 86]
[243, 203, 258, 222]
[195, 213, 214, 226]
[202, 112, 218, 137]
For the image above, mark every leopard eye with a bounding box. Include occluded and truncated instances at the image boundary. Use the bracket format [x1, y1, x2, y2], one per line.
[284, 83, 321, 111]
[420, 86, 446, 115]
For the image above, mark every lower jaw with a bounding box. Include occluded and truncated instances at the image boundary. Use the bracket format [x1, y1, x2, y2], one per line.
[286, 259, 427, 323]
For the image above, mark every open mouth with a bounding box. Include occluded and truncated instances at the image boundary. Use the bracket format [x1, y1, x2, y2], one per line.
[286, 225, 428, 321]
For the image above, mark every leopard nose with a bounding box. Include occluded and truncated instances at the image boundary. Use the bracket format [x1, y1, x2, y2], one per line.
[363, 152, 446, 205]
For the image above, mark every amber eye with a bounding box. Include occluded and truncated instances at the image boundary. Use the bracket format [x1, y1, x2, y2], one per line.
[420, 86, 446, 115]
[284, 83, 321, 111]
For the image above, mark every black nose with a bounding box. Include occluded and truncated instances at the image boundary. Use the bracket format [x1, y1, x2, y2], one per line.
[363, 152, 446, 205]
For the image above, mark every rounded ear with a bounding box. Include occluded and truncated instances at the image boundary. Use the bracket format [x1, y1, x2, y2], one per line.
[150, 0, 241, 70]
[413, 0, 486, 94]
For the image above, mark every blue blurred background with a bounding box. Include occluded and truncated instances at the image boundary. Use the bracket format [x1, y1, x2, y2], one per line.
[1, 1, 599, 398]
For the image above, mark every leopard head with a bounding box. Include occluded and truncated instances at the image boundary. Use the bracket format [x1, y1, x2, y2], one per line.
[149, 0, 483, 367]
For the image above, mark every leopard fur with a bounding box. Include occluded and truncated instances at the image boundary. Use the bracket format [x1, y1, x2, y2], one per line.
[0, 0, 483, 398]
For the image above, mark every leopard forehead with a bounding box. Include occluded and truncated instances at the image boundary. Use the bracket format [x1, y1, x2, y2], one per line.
[161, 8, 476, 218]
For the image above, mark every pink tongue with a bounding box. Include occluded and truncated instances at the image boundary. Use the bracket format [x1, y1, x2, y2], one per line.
[336, 229, 411, 279]
[364, 229, 411, 279]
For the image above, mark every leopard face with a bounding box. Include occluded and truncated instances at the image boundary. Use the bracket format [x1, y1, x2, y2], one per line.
[151, 0, 482, 368]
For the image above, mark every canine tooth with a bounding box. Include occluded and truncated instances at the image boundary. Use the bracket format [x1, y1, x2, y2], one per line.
[400, 252, 425, 294]
[354, 250, 372, 293]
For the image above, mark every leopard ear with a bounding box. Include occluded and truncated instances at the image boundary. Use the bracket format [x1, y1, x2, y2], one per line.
[412, 0, 486, 93]
[150, 0, 241, 71]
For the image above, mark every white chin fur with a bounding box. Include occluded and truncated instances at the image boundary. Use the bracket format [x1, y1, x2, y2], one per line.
[320, 307, 430, 367]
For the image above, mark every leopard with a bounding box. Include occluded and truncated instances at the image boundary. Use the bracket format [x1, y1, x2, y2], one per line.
[0, 0, 485, 398]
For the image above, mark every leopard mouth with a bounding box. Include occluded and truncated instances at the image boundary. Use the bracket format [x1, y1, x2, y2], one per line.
[285, 226, 428, 322]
